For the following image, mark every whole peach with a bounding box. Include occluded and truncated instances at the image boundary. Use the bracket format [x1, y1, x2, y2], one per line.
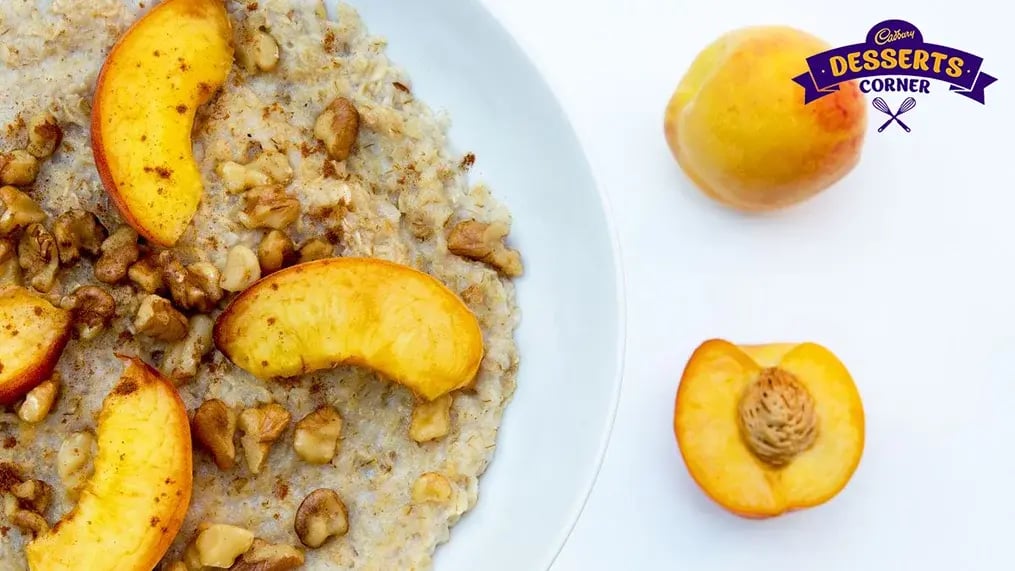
[664, 26, 867, 211]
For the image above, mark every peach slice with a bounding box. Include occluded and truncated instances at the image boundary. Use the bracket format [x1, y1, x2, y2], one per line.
[91, 0, 233, 246]
[673, 339, 864, 518]
[26, 357, 193, 571]
[213, 257, 484, 401]
[0, 285, 72, 405]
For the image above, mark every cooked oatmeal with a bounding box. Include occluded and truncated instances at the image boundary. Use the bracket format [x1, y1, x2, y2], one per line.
[0, 1, 522, 569]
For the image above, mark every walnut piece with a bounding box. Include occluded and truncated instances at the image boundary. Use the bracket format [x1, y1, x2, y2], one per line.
[57, 431, 95, 499]
[297, 237, 332, 264]
[293, 489, 348, 549]
[60, 285, 116, 340]
[409, 394, 453, 443]
[293, 406, 342, 464]
[160, 251, 224, 313]
[52, 209, 107, 265]
[217, 161, 270, 194]
[0, 150, 40, 186]
[219, 245, 261, 292]
[17, 375, 59, 423]
[257, 229, 296, 274]
[0, 238, 23, 285]
[18, 222, 58, 292]
[192, 523, 255, 568]
[238, 403, 291, 474]
[94, 225, 140, 284]
[314, 97, 360, 161]
[238, 186, 300, 230]
[230, 538, 305, 571]
[26, 113, 63, 159]
[447, 220, 523, 277]
[10, 509, 48, 536]
[411, 472, 453, 504]
[128, 253, 165, 293]
[134, 294, 189, 342]
[161, 314, 214, 382]
[0, 186, 46, 237]
[218, 150, 292, 194]
[248, 150, 293, 185]
[11, 478, 53, 513]
[193, 399, 238, 471]
[737, 367, 819, 468]
[238, 29, 281, 73]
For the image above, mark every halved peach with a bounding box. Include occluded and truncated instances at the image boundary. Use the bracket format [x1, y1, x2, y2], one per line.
[673, 339, 864, 518]
[26, 356, 193, 571]
[0, 285, 72, 405]
[91, 0, 233, 246]
[213, 257, 484, 401]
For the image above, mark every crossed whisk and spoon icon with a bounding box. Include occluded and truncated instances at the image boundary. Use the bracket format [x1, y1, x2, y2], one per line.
[872, 96, 916, 132]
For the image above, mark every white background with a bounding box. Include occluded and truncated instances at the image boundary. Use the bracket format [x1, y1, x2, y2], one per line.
[478, 0, 1015, 569]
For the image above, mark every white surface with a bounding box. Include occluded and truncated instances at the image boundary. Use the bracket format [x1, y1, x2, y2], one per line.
[472, 0, 1015, 569]
[345, 2, 624, 570]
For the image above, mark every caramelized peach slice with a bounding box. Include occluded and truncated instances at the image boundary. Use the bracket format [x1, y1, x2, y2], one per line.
[673, 339, 864, 518]
[91, 0, 233, 246]
[26, 357, 193, 570]
[0, 285, 72, 404]
[214, 257, 484, 401]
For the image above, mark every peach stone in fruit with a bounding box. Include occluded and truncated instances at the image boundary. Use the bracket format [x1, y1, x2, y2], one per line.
[664, 26, 867, 211]
[91, 0, 233, 246]
[673, 339, 864, 518]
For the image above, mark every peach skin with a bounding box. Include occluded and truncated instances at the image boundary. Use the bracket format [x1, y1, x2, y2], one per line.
[673, 339, 864, 518]
[664, 26, 867, 211]
[26, 356, 193, 571]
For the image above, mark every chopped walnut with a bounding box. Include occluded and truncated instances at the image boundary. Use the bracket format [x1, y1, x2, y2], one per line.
[128, 253, 165, 293]
[0, 186, 46, 237]
[26, 113, 62, 159]
[57, 431, 95, 499]
[409, 394, 453, 443]
[248, 150, 293, 185]
[0, 238, 22, 285]
[10, 509, 48, 536]
[238, 403, 291, 474]
[218, 150, 292, 194]
[238, 186, 300, 230]
[161, 315, 214, 382]
[0, 150, 40, 186]
[219, 245, 261, 292]
[10, 478, 52, 513]
[94, 226, 140, 284]
[60, 285, 116, 340]
[231, 538, 305, 571]
[297, 237, 332, 264]
[293, 489, 348, 549]
[160, 251, 224, 313]
[412, 472, 453, 504]
[134, 294, 189, 342]
[314, 97, 360, 161]
[238, 29, 281, 73]
[52, 209, 107, 265]
[217, 161, 270, 194]
[293, 406, 342, 464]
[447, 220, 523, 277]
[192, 523, 256, 568]
[192, 399, 237, 471]
[257, 229, 296, 274]
[17, 375, 59, 423]
[18, 223, 58, 292]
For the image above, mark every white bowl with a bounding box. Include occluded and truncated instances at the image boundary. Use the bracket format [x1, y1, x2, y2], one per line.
[336, 1, 626, 569]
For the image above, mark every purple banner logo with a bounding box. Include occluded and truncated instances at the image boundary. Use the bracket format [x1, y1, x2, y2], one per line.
[793, 20, 997, 104]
